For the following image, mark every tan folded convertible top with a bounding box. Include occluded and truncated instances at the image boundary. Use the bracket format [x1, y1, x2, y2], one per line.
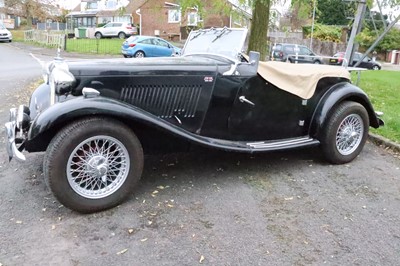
[257, 61, 351, 99]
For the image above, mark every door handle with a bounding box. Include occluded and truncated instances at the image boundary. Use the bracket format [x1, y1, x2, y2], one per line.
[239, 96, 255, 106]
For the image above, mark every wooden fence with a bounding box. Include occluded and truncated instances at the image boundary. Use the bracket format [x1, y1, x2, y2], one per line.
[24, 30, 66, 50]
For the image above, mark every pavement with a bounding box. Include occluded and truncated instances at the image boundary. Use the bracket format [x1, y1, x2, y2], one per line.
[7, 41, 400, 153]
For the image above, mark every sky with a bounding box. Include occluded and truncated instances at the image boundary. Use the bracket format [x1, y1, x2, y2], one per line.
[57, 0, 80, 10]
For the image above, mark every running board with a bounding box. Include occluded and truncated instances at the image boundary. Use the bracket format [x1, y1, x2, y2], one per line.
[247, 137, 318, 150]
[190, 135, 319, 153]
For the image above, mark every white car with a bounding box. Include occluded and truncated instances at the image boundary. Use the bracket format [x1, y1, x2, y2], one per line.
[94, 22, 137, 39]
[0, 24, 12, 42]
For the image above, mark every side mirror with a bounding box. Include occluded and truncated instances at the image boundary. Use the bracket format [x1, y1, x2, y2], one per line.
[248, 51, 260, 71]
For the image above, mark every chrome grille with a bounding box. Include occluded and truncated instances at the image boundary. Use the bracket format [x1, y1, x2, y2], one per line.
[121, 84, 203, 118]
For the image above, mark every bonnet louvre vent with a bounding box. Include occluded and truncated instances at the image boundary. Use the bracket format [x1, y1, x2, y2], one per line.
[121, 84, 203, 118]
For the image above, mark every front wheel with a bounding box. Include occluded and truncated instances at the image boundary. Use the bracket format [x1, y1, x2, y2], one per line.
[44, 117, 144, 213]
[118, 32, 126, 39]
[134, 51, 145, 58]
[320, 101, 369, 164]
[95, 32, 102, 39]
[372, 65, 380, 70]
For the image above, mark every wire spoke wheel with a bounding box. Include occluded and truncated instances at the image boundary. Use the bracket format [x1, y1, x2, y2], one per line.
[67, 136, 130, 199]
[320, 101, 369, 164]
[335, 114, 364, 156]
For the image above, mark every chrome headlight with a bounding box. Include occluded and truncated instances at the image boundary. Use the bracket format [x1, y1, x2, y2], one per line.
[48, 61, 76, 105]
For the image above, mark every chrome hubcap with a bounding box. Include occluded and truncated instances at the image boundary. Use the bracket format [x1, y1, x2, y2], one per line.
[336, 114, 364, 156]
[67, 136, 130, 199]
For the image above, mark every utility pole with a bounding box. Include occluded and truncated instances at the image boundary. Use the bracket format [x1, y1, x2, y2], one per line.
[343, 0, 367, 67]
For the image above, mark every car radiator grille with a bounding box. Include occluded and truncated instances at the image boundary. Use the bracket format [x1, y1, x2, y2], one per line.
[120, 84, 203, 118]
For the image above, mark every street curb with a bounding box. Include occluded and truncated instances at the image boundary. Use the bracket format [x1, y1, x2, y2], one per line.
[368, 133, 400, 153]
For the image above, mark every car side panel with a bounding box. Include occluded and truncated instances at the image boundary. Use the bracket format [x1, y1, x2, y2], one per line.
[228, 75, 307, 141]
[310, 81, 381, 139]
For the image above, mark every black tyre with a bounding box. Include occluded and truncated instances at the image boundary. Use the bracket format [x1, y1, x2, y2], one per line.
[314, 60, 322, 64]
[372, 65, 380, 70]
[44, 117, 144, 213]
[95, 32, 102, 39]
[134, 51, 145, 58]
[320, 101, 369, 164]
[118, 32, 126, 39]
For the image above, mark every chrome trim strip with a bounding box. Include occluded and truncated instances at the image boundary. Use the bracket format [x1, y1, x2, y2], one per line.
[247, 137, 314, 149]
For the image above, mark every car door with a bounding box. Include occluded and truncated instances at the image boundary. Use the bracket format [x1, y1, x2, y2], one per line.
[137, 38, 155, 56]
[102, 23, 114, 36]
[152, 38, 174, 57]
[228, 75, 308, 141]
[299, 46, 315, 63]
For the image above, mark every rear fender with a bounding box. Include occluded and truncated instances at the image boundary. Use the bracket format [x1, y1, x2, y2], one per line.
[310, 82, 381, 139]
[25, 97, 185, 152]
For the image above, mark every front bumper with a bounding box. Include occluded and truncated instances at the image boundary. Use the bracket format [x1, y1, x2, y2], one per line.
[5, 106, 28, 162]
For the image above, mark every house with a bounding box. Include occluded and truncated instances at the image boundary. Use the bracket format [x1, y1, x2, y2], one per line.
[131, 0, 252, 41]
[66, 0, 133, 30]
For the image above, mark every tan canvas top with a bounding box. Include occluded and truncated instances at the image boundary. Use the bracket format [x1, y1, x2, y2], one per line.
[256, 61, 350, 99]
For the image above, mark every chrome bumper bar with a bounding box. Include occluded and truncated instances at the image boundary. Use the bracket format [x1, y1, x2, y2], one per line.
[5, 107, 26, 162]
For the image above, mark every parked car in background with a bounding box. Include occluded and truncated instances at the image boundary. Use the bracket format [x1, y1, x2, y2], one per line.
[5, 28, 384, 213]
[121, 36, 181, 58]
[0, 24, 12, 42]
[329, 52, 381, 70]
[272, 43, 323, 64]
[94, 22, 136, 39]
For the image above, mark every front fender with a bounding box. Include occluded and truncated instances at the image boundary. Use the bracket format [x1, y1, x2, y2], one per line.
[25, 96, 182, 152]
[311, 82, 381, 139]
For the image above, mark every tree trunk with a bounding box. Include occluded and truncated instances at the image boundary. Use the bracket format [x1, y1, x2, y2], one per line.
[247, 0, 270, 60]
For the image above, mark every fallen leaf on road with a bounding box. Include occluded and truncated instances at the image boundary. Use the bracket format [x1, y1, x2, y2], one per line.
[199, 255, 205, 263]
[128, 229, 134, 234]
[141, 238, 148, 242]
[117, 249, 128, 255]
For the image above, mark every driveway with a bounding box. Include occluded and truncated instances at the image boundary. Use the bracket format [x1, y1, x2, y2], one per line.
[0, 42, 399, 266]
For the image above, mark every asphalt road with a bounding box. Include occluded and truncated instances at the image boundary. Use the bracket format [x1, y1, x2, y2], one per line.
[0, 43, 399, 266]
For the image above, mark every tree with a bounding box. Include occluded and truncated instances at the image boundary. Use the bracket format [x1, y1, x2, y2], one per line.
[4, 0, 56, 27]
[177, 0, 271, 59]
[247, 0, 270, 59]
[364, 10, 389, 31]
[316, 0, 354, 25]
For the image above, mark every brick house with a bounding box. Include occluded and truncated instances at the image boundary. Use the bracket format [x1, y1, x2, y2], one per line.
[131, 0, 251, 41]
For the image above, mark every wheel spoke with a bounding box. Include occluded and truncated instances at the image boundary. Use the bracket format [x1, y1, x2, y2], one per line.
[67, 135, 130, 199]
[335, 114, 364, 156]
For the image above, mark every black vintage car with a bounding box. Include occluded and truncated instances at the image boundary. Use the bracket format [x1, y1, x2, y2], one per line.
[5, 28, 384, 213]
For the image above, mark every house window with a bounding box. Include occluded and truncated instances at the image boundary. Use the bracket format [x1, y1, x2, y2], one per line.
[168, 9, 181, 23]
[106, 0, 117, 9]
[87, 2, 98, 10]
[188, 12, 199, 26]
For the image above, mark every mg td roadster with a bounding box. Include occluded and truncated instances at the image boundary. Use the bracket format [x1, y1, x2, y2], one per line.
[5, 28, 384, 213]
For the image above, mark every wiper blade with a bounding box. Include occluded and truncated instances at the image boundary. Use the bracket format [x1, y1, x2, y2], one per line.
[190, 28, 211, 41]
[212, 27, 231, 43]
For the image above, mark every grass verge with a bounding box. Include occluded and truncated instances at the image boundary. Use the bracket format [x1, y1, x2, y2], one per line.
[65, 38, 122, 55]
[353, 70, 400, 144]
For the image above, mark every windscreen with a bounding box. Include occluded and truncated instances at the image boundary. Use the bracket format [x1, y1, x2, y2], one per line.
[182, 28, 248, 61]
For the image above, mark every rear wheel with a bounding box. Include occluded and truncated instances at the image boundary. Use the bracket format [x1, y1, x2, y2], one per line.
[44, 117, 144, 213]
[320, 101, 369, 164]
